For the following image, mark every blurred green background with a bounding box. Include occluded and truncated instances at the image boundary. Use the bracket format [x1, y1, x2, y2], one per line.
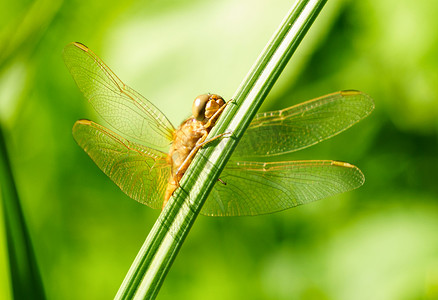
[1, 0, 438, 299]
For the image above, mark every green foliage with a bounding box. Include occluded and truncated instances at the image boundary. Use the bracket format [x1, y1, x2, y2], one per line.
[0, 126, 46, 300]
[1, 0, 438, 299]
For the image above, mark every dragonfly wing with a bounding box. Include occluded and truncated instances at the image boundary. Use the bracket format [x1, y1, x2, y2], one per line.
[64, 42, 175, 150]
[73, 120, 170, 209]
[201, 160, 364, 216]
[233, 90, 374, 158]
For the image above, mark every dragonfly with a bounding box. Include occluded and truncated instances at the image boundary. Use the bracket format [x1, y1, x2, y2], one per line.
[63, 42, 374, 216]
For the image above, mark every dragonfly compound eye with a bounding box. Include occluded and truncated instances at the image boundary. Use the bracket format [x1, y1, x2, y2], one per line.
[192, 94, 210, 121]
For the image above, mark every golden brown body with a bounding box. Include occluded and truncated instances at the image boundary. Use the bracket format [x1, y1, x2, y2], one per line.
[163, 94, 227, 208]
[164, 117, 207, 203]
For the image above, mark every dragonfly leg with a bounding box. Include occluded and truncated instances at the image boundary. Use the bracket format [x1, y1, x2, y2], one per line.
[196, 131, 230, 148]
[204, 98, 233, 129]
[218, 178, 227, 185]
[162, 174, 225, 210]
[173, 130, 229, 187]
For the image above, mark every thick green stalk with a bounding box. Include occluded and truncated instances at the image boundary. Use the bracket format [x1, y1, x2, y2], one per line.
[115, 0, 327, 299]
[0, 125, 46, 300]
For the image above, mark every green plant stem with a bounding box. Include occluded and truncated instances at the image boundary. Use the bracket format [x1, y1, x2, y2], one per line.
[0, 125, 46, 300]
[115, 0, 327, 299]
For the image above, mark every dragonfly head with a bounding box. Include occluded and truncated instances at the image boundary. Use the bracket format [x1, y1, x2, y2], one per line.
[192, 94, 225, 122]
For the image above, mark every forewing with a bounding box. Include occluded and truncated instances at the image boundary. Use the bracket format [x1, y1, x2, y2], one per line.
[202, 160, 364, 216]
[233, 90, 374, 158]
[64, 42, 174, 150]
[73, 120, 170, 209]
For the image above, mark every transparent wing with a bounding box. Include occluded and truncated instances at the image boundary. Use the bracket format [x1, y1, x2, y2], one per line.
[202, 160, 364, 216]
[64, 42, 175, 150]
[73, 120, 170, 209]
[233, 90, 374, 158]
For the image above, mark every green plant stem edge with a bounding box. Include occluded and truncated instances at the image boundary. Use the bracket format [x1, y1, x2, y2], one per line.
[115, 0, 328, 299]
